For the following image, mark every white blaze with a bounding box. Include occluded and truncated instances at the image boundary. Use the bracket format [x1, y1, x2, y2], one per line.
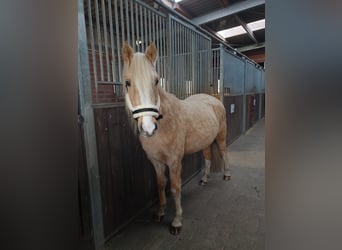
[142, 116, 156, 135]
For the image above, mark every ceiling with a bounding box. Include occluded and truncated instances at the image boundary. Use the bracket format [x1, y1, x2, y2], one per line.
[159, 0, 265, 66]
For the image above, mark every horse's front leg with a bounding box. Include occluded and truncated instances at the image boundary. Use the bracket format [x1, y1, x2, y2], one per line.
[150, 159, 167, 222]
[169, 161, 182, 235]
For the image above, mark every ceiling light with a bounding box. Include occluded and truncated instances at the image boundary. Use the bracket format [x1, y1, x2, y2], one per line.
[217, 25, 247, 39]
[174, 0, 184, 2]
[247, 19, 265, 31]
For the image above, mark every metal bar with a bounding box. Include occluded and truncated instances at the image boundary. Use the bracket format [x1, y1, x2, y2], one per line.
[125, 0, 130, 44]
[94, 0, 104, 81]
[131, 0, 135, 50]
[163, 17, 167, 90]
[136, 0, 167, 16]
[191, 0, 265, 25]
[87, 0, 98, 97]
[101, 0, 110, 82]
[97, 81, 122, 85]
[156, 15, 160, 76]
[167, 15, 172, 93]
[114, 0, 122, 82]
[242, 55, 247, 132]
[143, 7, 147, 50]
[219, 44, 224, 101]
[152, 13, 156, 43]
[120, 0, 125, 43]
[108, 0, 116, 83]
[135, 1, 139, 51]
[139, 5, 144, 51]
[177, 21, 180, 97]
[148, 9, 152, 43]
[78, 0, 104, 248]
[179, 23, 186, 97]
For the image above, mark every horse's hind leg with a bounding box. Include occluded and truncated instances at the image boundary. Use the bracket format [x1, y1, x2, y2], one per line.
[216, 123, 231, 181]
[150, 159, 167, 222]
[200, 147, 211, 185]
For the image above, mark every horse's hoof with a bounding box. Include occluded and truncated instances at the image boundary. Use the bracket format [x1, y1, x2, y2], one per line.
[170, 225, 182, 235]
[199, 180, 208, 186]
[223, 175, 231, 181]
[153, 214, 164, 223]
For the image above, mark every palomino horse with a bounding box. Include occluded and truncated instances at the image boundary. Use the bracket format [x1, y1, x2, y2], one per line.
[122, 42, 231, 235]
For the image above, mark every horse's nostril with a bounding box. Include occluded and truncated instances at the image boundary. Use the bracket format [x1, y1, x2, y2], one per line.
[155, 123, 158, 131]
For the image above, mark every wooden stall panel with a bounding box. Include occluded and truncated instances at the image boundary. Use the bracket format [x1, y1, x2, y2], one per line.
[261, 93, 265, 118]
[224, 95, 243, 145]
[94, 106, 203, 237]
[94, 107, 156, 237]
[246, 94, 260, 130]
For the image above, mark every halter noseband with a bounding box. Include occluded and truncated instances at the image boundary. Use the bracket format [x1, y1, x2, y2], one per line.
[127, 94, 163, 120]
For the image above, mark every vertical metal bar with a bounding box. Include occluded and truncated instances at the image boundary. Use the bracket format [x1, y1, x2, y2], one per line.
[180, 24, 183, 97]
[156, 15, 161, 77]
[135, 1, 139, 51]
[143, 8, 147, 50]
[139, 5, 144, 51]
[87, 0, 98, 97]
[108, 0, 115, 83]
[242, 56, 247, 133]
[94, 0, 104, 81]
[185, 27, 188, 96]
[167, 15, 172, 93]
[152, 13, 156, 43]
[125, 0, 130, 44]
[114, 0, 122, 82]
[258, 70, 262, 120]
[78, 0, 104, 248]
[177, 22, 180, 97]
[130, 0, 135, 50]
[148, 10, 152, 43]
[120, 0, 125, 43]
[101, 0, 110, 82]
[219, 44, 224, 102]
[174, 21, 177, 97]
[163, 17, 167, 90]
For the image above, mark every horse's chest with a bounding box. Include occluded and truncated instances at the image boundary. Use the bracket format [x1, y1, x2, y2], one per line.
[139, 134, 183, 162]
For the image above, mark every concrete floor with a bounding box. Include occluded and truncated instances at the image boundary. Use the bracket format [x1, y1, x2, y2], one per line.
[106, 119, 265, 250]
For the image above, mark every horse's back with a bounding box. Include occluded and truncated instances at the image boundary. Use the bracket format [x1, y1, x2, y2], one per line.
[184, 94, 225, 120]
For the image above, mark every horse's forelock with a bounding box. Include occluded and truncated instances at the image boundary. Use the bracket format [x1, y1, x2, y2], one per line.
[130, 53, 157, 103]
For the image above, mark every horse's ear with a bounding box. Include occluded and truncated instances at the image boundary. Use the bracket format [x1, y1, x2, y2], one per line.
[122, 42, 133, 65]
[145, 42, 158, 65]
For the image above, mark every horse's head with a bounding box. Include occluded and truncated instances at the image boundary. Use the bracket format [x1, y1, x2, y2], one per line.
[122, 42, 161, 137]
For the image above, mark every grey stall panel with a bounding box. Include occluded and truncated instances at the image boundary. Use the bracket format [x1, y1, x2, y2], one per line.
[260, 70, 265, 92]
[255, 68, 262, 93]
[245, 60, 258, 93]
[222, 51, 245, 95]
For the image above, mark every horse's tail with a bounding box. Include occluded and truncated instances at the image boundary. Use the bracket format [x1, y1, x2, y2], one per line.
[210, 141, 224, 173]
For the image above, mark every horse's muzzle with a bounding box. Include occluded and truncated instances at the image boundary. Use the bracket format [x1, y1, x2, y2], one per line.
[138, 117, 158, 137]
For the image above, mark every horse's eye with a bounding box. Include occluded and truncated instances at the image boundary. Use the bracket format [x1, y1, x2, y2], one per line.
[125, 80, 131, 89]
[155, 79, 159, 85]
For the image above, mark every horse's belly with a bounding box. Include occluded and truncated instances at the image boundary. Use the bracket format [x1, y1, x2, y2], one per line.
[184, 120, 219, 154]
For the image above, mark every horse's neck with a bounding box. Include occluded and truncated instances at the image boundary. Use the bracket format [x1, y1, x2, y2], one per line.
[158, 87, 182, 116]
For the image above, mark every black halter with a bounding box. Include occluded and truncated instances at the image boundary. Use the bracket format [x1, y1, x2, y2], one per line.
[131, 108, 163, 121]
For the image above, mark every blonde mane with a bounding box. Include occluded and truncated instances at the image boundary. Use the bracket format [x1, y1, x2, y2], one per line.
[128, 53, 158, 104]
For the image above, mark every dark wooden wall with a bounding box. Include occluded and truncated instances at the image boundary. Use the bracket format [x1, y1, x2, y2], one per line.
[223, 95, 243, 144]
[246, 94, 260, 130]
[93, 105, 203, 238]
[261, 93, 265, 118]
